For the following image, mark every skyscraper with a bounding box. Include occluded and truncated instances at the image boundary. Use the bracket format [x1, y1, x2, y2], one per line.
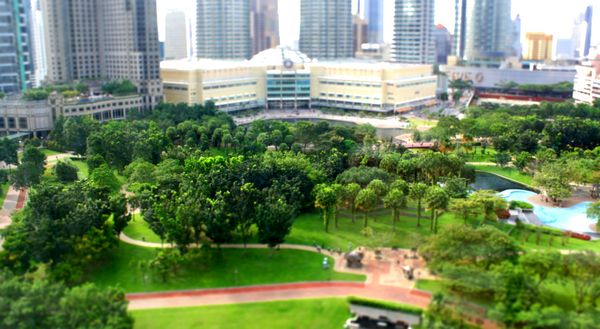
[524, 33, 553, 61]
[363, 0, 383, 44]
[299, 0, 353, 59]
[454, 0, 513, 61]
[511, 15, 522, 58]
[250, 0, 280, 56]
[0, 0, 34, 94]
[583, 6, 593, 57]
[42, 0, 163, 108]
[196, 0, 251, 59]
[433, 25, 452, 65]
[165, 11, 188, 60]
[353, 15, 368, 56]
[392, 0, 435, 64]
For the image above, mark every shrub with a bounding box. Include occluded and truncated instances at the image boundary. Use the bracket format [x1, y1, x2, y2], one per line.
[508, 200, 534, 210]
[347, 296, 423, 315]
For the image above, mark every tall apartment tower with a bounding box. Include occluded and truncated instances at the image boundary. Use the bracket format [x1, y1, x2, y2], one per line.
[0, 0, 34, 94]
[392, 0, 435, 64]
[165, 11, 188, 60]
[363, 0, 383, 44]
[196, 0, 251, 59]
[41, 0, 162, 108]
[31, 0, 46, 87]
[250, 0, 279, 56]
[454, 0, 513, 61]
[583, 6, 593, 57]
[353, 14, 368, 55]
[299, 0, 353, 59]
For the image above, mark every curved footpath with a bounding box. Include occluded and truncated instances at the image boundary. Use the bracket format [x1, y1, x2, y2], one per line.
[119, 233, 433, 311]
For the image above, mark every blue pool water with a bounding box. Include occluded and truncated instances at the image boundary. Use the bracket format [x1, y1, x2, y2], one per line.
[499, 189, 594, 233]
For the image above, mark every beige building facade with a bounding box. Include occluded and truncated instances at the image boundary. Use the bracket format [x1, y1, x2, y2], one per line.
[524, 33, 553, 61]
[161, 47, 437, 113]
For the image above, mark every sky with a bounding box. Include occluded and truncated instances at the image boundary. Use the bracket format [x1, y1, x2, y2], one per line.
[157, 0, 600, 49]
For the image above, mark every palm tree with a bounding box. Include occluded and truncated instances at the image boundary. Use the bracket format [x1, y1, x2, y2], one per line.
[383, 189, 407, 230]
[409, 182, 428, 227]
[356, 188, 378, 228]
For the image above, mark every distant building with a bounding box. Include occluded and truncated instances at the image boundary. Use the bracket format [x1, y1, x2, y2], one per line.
[42, 0, 163, 108]
[454, 0, 513, 62]
[392, 0, 435, 64]
[196, 0, 251, 59]
[31, 0, 46, 87]
[362, 0, 383, 44]
[583, 6, 593, 58]
[0, 0, 34, 94]
[555, 38, 575, 60]
[573, 55, 600, 104]
[355, 43, 391, 61]
[525, 33, 553, 61]
[299, 0, 353, 59]
[159, 42, 165, 61]
[250, 0, 280, 56]
[433, 25, 452, 65]
[165, 11, 188, 60]
[161, 47, 437, 113]
[572, 6, 594, 59]
[512, 15, 522, 58]
[353, 15, 368, 56]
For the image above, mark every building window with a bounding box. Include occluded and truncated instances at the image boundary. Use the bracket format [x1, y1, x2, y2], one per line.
[8, 118, 15, 129]
[0, 118, 5, 129]
[18, 118, 27, 129]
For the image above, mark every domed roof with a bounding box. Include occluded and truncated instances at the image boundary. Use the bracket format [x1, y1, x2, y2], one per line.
[250, 47, 311, 67]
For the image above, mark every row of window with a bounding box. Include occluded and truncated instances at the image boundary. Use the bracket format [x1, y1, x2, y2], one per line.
[320, 80, 381, 88]
[0, 117, 27, 130]
[203, 81, 256, 90]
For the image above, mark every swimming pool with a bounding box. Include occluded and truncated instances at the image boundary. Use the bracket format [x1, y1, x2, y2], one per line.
[499, 189, 595, 233]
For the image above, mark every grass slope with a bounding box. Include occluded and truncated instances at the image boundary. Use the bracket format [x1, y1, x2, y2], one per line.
[131, 298, 351, 329]
[471, 165, 534, 186]
[123, 214, 162, 243]
[88, 242, 365, 293]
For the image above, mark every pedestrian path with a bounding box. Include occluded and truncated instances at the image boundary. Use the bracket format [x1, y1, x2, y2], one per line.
[0, 186, 27, 248]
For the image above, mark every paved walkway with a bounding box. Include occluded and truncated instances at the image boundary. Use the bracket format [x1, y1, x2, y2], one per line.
[0, 187, 27, 248]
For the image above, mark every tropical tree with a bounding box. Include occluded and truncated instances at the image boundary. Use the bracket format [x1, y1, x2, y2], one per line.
[470, 190, 508, 224]
[342, 183, 361, 223]
[409, 182, 428, 227]
[425, 186, 450, 233]
[255, 196, 296, 249]
[314, 184, 339, 232]
[587, 201, 600, 231]
[356, 188, 378, 228]
[10, 146, 46, 188]
[449, 198, 481, 225]
[54, 161, 79, 183]
[383, 189, 407, 230]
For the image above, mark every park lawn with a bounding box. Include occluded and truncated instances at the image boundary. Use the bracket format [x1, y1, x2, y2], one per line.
[471, 165, 534, 186]
[41, 148, 62, 157]
[88, 242, 365, 293]
[70, 159, 89, 179]
[463, 146, 497, 163]
[407, 117, 438, 129]
[123, 213, 162, 243]
[131, 298, 351, 329]
[287, 207, 447, 251]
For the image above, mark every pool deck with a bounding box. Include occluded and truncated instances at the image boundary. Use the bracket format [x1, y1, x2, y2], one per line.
[526, 188, 596, 208]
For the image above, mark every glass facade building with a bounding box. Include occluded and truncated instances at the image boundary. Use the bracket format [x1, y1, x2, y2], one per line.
[0, 0, 34, 94]
[196, 0, 251, 59]
[392, 0, 435, 64]
[299, 0, 353, 59]
[266, 71, 311, 110]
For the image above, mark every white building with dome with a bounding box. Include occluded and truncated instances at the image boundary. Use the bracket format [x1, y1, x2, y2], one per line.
[160, 47, 438, 113]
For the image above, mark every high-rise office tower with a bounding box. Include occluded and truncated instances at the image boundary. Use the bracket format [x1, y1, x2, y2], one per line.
[250, 0, 279, 56]
[583, 6, 593, 57]
[31, 0, 46, 87]
[196, 0, 251, 59]
[433, 25, 452, 65]
[0, 0, 34, 94]
[42, 0, 162, 108]
[454, 0, 512, 61]
[524, 33, 553, 61]
[165, 11, 188, 60]
[363, 0, 383, 44]
[511, 14, 522, 58]
[353, 15, 368, 56]
[392, 0, 435, 64]
[299, 0, 353, 59]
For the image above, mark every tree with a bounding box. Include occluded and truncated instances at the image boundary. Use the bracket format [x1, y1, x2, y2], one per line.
[54, 161, 79, 183]
[533, 162, 572, 203]
[494, 152, 511, 167]
[470, 190, 507, 223]
[383, 189, 407, 230]
[10, 146, 46, 188]
[409, 182, 428, 227]
[342, 183, 361, 223]
[355, 188, 378, 228]
[63, 116, 99, 156]
[587, 202, 600, 231]
[203, 194, 234, 248]
[514, 151, 532, 171]
[89, 164, 121, 192]
[111, 194, 131, 235]
[0, 271, 132, 329]
[367, 179, 387, 201]
[314, 184, 339, 232]
[255, 197, 296, 248]
[442, 177, 469, 198]
[0, 138, 18, 166]
[425, 186, 449, 233]
[449, 198, 480, 225]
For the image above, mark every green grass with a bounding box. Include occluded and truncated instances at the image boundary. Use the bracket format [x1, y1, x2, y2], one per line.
[415, 279, 445, 294]
[0, 182, 10, 207]
[41, 148, 62, 157]
[70, 159, 89, 179]
[471, 165, 534, 186]
[407, 117, 438, 128]
[463, 146, 497, 163]
[88, 242, 365, 293]
[123, 214, 162, 243]
[131, 298, 351, 329]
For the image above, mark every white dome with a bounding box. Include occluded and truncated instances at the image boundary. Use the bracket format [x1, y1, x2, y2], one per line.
[250, 47, 311, 66]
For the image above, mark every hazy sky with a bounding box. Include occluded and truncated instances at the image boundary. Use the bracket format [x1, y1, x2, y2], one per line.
[157, 0, 600, 48]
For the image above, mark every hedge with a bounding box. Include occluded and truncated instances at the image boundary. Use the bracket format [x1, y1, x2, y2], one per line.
[347, 296, 423, 315]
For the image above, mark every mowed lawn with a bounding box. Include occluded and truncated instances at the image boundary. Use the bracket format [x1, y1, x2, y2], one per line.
[471, 165, 534, 186]
[123, 213, 162, 243]
[131, 298, 351, 329]
[88, 242, 365, 293]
